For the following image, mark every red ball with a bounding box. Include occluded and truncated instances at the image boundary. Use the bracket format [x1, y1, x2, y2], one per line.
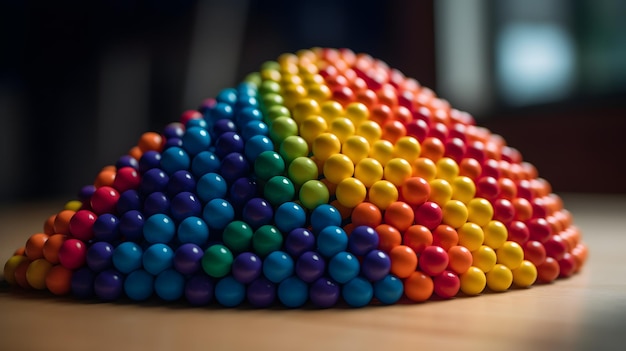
[414, 201, 442, 231]
[493, 198, 515, 224]
[523, 240, 547, 266]
[112, 167, 141, 193]
[537, 256, 560, 283]
[419, 245, 449, 276]
[544, 234, 567, 261]
[558, 252, 577, 278]
[68, 210, 98, 241]
[58, 239, 87, 270]
[475, 176, 500, 200]
[90, 186, 120, 215]
[527, 218, 552, 243]
[433, 270, 460, 298]
[444, 137, 466, 163]
[507, 220, 530, 244]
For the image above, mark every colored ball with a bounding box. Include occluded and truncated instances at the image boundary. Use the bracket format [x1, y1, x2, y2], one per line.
[310, 204, 342, 234]
[71, 267, 95, 299]
[181, 126, 211, 156]
[460, 266, 487, 295]
[252, 225, 284, 258]
[242, 198, 274, 230]
[215, 276, 246, 307]
[342, 277, 373, 307]
[155, 269, 185, 301]
[58, 238, 87, 270]
[299, 180, 329, 210]
[177, 216, 209, 246]
[86, 241, 114, 272]
[373, 274, 404, 304]
[433, 270, 461, 298]
[232, 252, 262, 284]
[202, 244, 234, 278]
[219, 152, 250, 184]
[90, 186, 120, 215]
[143, 191, 170, 217]
[309, 277, 340, 308]
[246, 277, 276, 308]
[287, 156, 319, 187]
[45, 265, 73, 295]
[323, 154, 354, 184]
[317, 226, 348, 258]
[361, 249, 391, 282]
[486, 264, 513, 292]
[191, 151, 220, 178]
[278, 276, 309, 308]
[348, 226, 379, 256]
[203, 198, 235, 230]
[244, 135, 274, 162]
[335, 177, 367, 208]
[263, 251, 294, 283]
[279, 135, 309, 164]
[94, 269, 124, 301]
[254, 151, 285, 181]
[173, 243, 204, 275]
[160, 146, 190, 175]
[328, 251, 359, 284]
[26, 258, 53, 290]
[404, 271, 434, 302]
[185, 274, 214, 306]
[368, 180, 398, 210]
[196, 172, 228, 202]
[274, 202, 306, 234]
[419, 246, 449, 276]
[143, 214, 176, 244]
[124, 269, 154, 301]
[119, 210, 145, 242]
[68, 210, 97, 241]
[222, 220, 254, 253]
[512, 260, 538, 287]
[284, 227, 315, 258]
[142, 243, 174, 276]
[471, 245, 497, 273]
[354, 158, 383, 188]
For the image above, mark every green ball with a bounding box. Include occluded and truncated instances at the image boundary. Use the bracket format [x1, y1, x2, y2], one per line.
[288, 156, 319, 187]
[264, 176, 295, 206]
[299, 179, 329, 210]
[261, 60, 281, 71]
[222, 221, 253, 253]
[270, 116, 298, 144]
[254, 151, 285, 181]
[252, 225, 283, 257]
[202, 244, 234, 278]
[243, 72, 261, 87]
[267, 105, 291, 121]
[280, 136, 309, 164]
[260, 80, 281, 96]
[262, 93, 284, 111]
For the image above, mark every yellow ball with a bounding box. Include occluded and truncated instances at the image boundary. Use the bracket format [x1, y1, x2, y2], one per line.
[3, 255, 29, 286]
[320, 100, 344, 124]
[336, 177, 367, 208]
[370, 140, 394, 165]
[323, 154, 355, 184]
[260, 67, 281, 82]
[292, 98, 320, 124]
[393, 136, 421, 164]
[312, 132, 341, 162]
[467, 198, 494, 227]
[436, 157, 460, 182]
[512, 260, 538, 287]
[282, 84, 307, 109]
[483, 220, 508, 249]
[300, 115, 328, 145]
[472, 245, 497, 273]
[442, 200, 469, 229]
[299, 180, 330, 210]
[383, 158, 412, 187]
[354, 158, 384, 188]
[64, 200, 83, 212]
[329, 117, 356, 143]
[307, 84, 331, 102]
[303, 73, 325, 87]
[457, 222, 484, 252]
[26, 258, 53, 290]
[281, 73, 303, 86]
[342, 135, 370, 164]
[451, 176, 476, 204]
[413, 157, 437, 181]
[368, 180, 398, 210]
[345, 102, 369, 126]
[356, 120, 382, 145]
[496, 241, 525, 270]
[460, 266, 487, 295]
[428, 179, 453, 206]
[486, 264, 513, 292]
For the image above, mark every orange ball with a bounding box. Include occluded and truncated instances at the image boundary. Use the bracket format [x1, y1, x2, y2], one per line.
[14, 247, 25, 256]
[389, 245, 418, 278]
[401, 177, 430, 207]
[459, 158, 482, 180]
[383, 201, 415, 233]
[94, 168, 117, 188]
[381, 119, 406, 144]
[513, 198, 533, 221]
[375, 224, 402, 253]
[447, 246, 473, 275]
[432, 224, 459, 251]
[420, 137, 445, 162]
[129, 146, 143, 160]
[42, 234, 67, 264]
[403, 225, 433, 255]
[351, 202, 383, 228]
[46, 265, 73, 295]
[43, 214, 56, 235]
[53, 209, 76, 235]
[14, 259, 32, 289]
[404, 271, 434, 302]
[138, 131, 163, 152]
[24, 233, 49, 260]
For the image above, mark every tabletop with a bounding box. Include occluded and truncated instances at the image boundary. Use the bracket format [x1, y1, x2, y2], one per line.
[1, 193, 625, 351]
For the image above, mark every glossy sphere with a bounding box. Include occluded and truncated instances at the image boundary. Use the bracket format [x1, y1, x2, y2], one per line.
[460, 266, 486, 295]
[69, 210, 97, 241]
[279, 136, 309, 164]
[323, 154, 354, 184]
[317, 226, 348, 258]
[457, 222, 484, 252]
[278, 276, 309, 308]
[3, 255, 28, 286]
[467, 198, 494, 227]
[404, 271, 434, 302]
[288, 157, 318, 187]
[384, 158, 412, 187]
[312, 133, 341, 162]
[263, 251, 294, 283]
[45, 265, 73, 295]
[342, 136, 370, 163]
[202, 244, 233, 278]
[143, 214, 176, 244]
[142, 243, 174, 276]
[310, 204, 342, 234]
[124, 269, 154, 301]
[447, 246, 473, 275]
[160, 146, 190, 175]
[274, 202, 306, 234]
[512, 260, 538, 287]
[185, 274, 214, 306]
[203, 198, 235, 230]
[270, 116, 298, 144]
[419, 245, 449, 276]
[173, 243, 204, 275]
[401, 177, 430, 207]
[414, 202, 443, 230]
[177, 216, 209, 246]
[496, 241, 524, 269]
[309, 277, 340, 308]
[486, 264, 513, 292]
[284, 228, 315, 258]
[90, 186, 120, 215]
[155, 269, 185, 301]
[537, 256, 560, 283]
[369, 180, 398, 210]
[246, 277, 276, 308]
[86, 241, 114, 272]
[24, 233, 48, 261]
[333, 177, 365, 208]
[58, 239, 87, 270]
[299, 180, 329, 210]
[26, 259, 53, 290]
[442, 200, 468, 229]
[215, 276, 246, 307]
[483, 220, 508, 249]
[348, 226, 379, 256]
[263, 176, 295, 206]
[222, 221, 253, 253]
[434, 270, 461, 298]
[253, 225, 284, 258]
[196, 173, 227, 202]
[523, 240, 547, 266]
[389, 245, 418, 278]
[242, 198, 274, 230]
[254, 151, 285, 181]
[94, 269, 124, 301]
[342, 277, 374, 307]
[328, 251, 359, 284]
[361, 249, 391, 282]
[472, 245, 497, 273]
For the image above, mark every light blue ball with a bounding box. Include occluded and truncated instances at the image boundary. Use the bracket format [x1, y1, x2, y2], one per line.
[124, 269, 154, 301]
[374, 274, 404, 305]
[196, 172, 227, 202]
[310, 204, 342, 234]
[155, 269, 185, 301]
[112, 242, 143, 274]
[317, 226, 348, 258]
[244, 135, 274, 162]
[143, 213, 175, 244]
[215, 276, 246, 307]
[203, 198, 234, 230]
[328, 251, 360, 284]
[160, 146, 190, 175]
[177, 216, 210, 245]
[142, 243, 174, 275]
[182, 126, 211, 156]
[263, 251, 294, 283]
[342, 277, 373, 308]
[191, 151, 220, 177]
[278, 276, 309, 308]
[274, 202, 306, 234]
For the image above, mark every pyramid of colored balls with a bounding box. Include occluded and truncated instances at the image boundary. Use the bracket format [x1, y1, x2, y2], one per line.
[3, 48, 588, 308]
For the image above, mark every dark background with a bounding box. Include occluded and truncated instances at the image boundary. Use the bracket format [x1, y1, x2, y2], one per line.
[0, 0, 624, 205]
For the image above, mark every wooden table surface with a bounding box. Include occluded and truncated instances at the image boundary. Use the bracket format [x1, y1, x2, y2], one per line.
[1, 193, 625, 351]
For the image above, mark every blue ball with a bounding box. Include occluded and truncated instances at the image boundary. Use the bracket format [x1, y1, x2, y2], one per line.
[196, 172, 227, 202]
[116, 154, 139, 170]
[220, 152, 250, 184]
[86, 241, 114, 272]
[317, 226, 348, 258]
[373, 274, 404, 305]
[138, 151, 162, 174]
[203, 198, 235, 230]
[215, 276, 246, 307]
[361, 249, 391, 282]
[177, 216, 209, 246]
[241, 121, 269, 140]
[173, 243, 204, 275]
[155, 269, 185, 301]
[237, 82, 257, 97]
[71, 267, 95, 299]
[216, 88, 238, 105]
[342, 277, 374, 307]
[124, 269, 154, 301]
[142, 243, 174, 275]
[214, 132, 244, 159]
[231, 252, 262, 284]
[93, 213, 120, 242]
[143, 191, 170, 217]
[309, 277, 340, 308]
[191, 151, 220, 178]
[212, 118, 237, 138]
[170, 191, 202, 221]
[295, 251, 326, 283]
[112, 242, 143, 274]
[262, 251, 294, 283]
[310, 204, 342, 234]
[348, 226, 380, 256]
[246, 277, 276, 308]
[235, 107, 263, 128]
[119, 210, 145, 242]
[278, 276, 309, 308]
[185, 274, 214, 306]
[235, 95, 258, 111]
[207, 102, 234, 124]
[139, 168, 168, 194]
[160, 146, 190, 175]
[328, 251, 360, 284]
[167, 170, 196, 195]
[274, 202, 306, 234]
[143, 213, 176, 244]
[244, 135, 274, 162]
[182, 127, 211, 155]
[94, 269, 124, 301]
[284, 228, 315, 258]
[185, 118, 207, 129]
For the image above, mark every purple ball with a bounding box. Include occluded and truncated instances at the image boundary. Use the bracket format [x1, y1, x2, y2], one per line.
[348, 226, 380, 256]
[214, 132, 244, 159]
[86, 242, 115, 272]
[138, 151, 162, 174]
[71, 267, 95, 299]
[229, 177, 258, 210]
[94, 269, 125, 301]
[143, 191, 170, 217]
[242, 197, 274, 230]
[117, 189, 142, 214]
[119, 210, 145, 242]
[167, 170, 196, 195]
[285, 228, 315, 258]
[211, 118, 237, 139]
[93, 213, 121, 242]
[185, 274, 214, 306]
[116, 155, 139, 170]
[164, 137, 183, 149]
[170, 191, 202, 221]
[163, 122, 185, 139]
[295, 251, 326, 283]
[140, 168, 169, 194]
[309, 277, 340, 308]
[173, 243, 204, 275]
[220, 152, 250, 184]
[246, 277, 276, 308]
[78, 185, 96, 203]
[361, 249, 391, 282]
[232, 252, 262, 284]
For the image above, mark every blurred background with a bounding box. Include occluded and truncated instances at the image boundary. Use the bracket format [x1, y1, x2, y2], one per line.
[0, 0, 625, 204]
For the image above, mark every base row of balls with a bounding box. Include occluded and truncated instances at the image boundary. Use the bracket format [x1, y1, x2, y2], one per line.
[2, 47, 588, 308]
